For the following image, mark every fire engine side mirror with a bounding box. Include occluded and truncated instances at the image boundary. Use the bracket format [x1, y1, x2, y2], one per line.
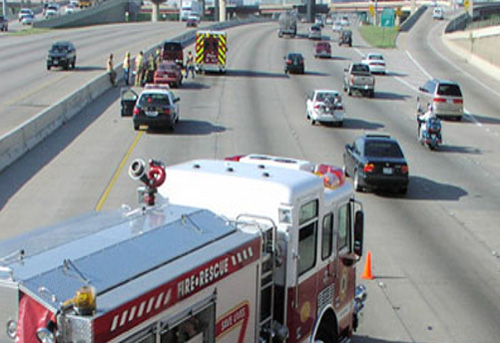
[353, 210, 364, 257]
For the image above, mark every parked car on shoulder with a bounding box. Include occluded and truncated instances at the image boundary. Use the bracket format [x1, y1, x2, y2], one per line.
[417, 79, 464, 120]
[47, 41, 76, 70]
[361, 53, 387, 74]
[161, 40, 184, 66]
[314, 41, 331, 58]
[0, 15, 8, 31]
[19, 8, 34, 21]
[120, 86, 180, 131]
[284, 52, 305, 74]
[22, 14, 35, 25]
[45, 5, 59, 18]
[343, 134, 409, 194]
[154, 61, 183, 88]
[306, 89, 345, 126]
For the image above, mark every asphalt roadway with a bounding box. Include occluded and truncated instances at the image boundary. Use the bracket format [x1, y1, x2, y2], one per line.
[1, 12, 500, 343]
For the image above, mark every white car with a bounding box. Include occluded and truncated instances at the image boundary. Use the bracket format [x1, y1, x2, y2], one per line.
[308, 25, 322, 40]
[21, 14, 34, 25]
[340, 16, 350, 26]
[45, 6, 59, 18]
[18, 8, 34, 22]
[361, 53, 387, 74]
[306, 90, 345, 126]
[332, 21, 342, 32]
[433, 7, 444, 20]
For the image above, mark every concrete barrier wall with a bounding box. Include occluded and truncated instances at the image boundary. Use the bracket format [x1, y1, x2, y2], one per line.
[0, 18, 263, 174]
[443, 26, 500, 81]
[400, 5, 428, 32]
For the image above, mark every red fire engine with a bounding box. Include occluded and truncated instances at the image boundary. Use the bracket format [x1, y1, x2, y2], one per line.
[0, 156, 366, 343]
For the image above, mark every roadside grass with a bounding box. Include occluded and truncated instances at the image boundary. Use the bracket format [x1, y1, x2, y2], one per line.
[359, 25, 399, 48]
[9, 28, 51, 36]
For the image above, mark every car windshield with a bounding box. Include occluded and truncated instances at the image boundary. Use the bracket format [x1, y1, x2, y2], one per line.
[437, 84, 462, 96]
[138, 93, 171, 106]
[369, 55, 384, 60]
[159, 63, 176, 71]
[342, 30, 352, 37]
[163, 43, 182, 52]
[51, 45, 68, 52]
[352, 64, 370, 73]
[316, 93, 338, 103]
[365, 141, 404, 158]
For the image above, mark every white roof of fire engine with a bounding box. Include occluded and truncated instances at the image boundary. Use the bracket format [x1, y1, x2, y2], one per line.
[160, 157, 352, 221]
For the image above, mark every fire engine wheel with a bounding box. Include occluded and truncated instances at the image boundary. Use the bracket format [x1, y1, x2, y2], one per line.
[314, 329, 338, 343]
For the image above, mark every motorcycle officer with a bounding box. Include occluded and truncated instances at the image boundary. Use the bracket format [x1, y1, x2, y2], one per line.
[418, 104, 437, 141]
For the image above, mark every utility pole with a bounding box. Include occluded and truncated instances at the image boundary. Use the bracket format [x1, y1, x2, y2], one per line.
[219, 0, 226, 21]
[2, 0, 7, 18]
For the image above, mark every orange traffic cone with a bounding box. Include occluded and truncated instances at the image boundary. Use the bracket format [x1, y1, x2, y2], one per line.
[361, 250, 374, 280]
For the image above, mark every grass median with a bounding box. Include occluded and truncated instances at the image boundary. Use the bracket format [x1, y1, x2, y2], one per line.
[9, 28, 51, 36]
[359, 25, 399, 48]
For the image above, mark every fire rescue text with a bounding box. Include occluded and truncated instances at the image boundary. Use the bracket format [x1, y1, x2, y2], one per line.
[177, 257, 229, 298]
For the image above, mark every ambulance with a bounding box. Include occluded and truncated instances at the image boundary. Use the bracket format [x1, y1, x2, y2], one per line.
[0, 155, 366, 343]
[195, 30, 227, 74]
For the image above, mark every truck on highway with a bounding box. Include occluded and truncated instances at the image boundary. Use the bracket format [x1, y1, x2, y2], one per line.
[278, 11, 297, 38]
[180, 0, 202, 21]
[195, 30, 227, 73]
[0, 155, 367, 343]
[343, 63, 375, 98]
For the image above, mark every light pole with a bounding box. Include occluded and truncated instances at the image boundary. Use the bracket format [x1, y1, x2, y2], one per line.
[2, 0, 7, 18]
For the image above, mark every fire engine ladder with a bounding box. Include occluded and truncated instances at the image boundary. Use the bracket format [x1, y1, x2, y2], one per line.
[235, 214, 277, 343]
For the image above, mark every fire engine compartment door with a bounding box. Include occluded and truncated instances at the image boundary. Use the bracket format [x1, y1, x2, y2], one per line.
[204, 35, 219, 65]
[159, 296, 215, 343]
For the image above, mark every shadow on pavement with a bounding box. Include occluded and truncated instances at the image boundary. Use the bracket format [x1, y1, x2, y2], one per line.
[74, 66, 106, 72]
[304, 70, 330, 76]
[405, 175, 468, 201]
[437, 145, 481, 154]
[341, 118, 385, 130]
[179, 82, 210, 90]
[224, 69, 289, 79]
[386, 71, 408, 77]
[372, 91, 411, 101]
[0, 86, 120, 211]
[145, 119, 226, 136]
[465, 113, 500, 125]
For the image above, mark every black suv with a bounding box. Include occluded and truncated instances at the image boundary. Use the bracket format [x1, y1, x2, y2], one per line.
[0, 16, 8, 32]
[284, 53, 305, 74]
[343, 134, 409, 194]
[339, 29, 352, 47]
[47, 41, 76, 70]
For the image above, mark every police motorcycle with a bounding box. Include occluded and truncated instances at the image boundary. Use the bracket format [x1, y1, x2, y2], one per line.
[417, 112, 442, 150]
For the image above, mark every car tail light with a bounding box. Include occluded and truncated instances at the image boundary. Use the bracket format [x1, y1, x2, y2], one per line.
[350, 75, 354, 83]
[401, 165, 409, 174]
[314, 103, 321, 109]
[286, 59, 292, 64]
[336, 105, 344, 110]
[163, 108, 171, 115]
[433, 97, 446, 103]
[299, 60, 304, 65]
[363, 163, 375, 173]
[133, 107, 140, 116]
[453, 98, 463, 104]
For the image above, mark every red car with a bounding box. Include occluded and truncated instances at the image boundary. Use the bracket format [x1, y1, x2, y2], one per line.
[314, 41, 331, 58]
[154, 61, 183, 88]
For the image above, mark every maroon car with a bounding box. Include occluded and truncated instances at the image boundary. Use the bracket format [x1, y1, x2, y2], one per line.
[154, 61, 183, 88]
[314, 41, 331, 58]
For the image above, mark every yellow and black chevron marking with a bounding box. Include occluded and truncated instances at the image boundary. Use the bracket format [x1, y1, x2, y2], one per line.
[196, 34, 204, 64]
[218, 34, 226, 65]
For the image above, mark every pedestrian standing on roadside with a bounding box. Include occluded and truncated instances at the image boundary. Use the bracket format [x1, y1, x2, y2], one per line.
[123, 52, 131, 86]
[107, 53, 117, 86]
[185, 51, 195, 79]
[135, 51, 144, 86]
